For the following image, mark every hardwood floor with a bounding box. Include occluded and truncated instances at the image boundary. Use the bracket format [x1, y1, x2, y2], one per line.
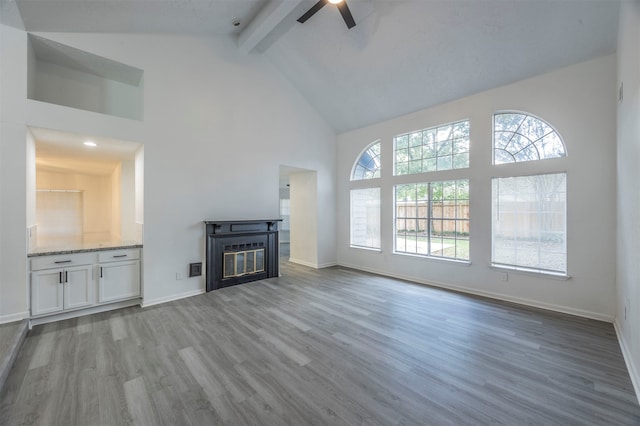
[1, 259, 639, 425]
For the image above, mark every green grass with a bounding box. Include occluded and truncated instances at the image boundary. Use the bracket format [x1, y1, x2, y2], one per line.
[396, 234, 469, 260]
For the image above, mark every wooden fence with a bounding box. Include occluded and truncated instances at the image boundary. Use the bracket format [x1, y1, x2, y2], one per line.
[396, 201, 469, 234]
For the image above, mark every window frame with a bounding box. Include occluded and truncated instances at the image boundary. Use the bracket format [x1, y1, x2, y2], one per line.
[393, 119, 470, 176]
[351, 140, 382, 181]
[350, 187, 382, 251]
[493, 111, 567, 165]
[491, 172, 568, 277]
[394, 179, 470, 262]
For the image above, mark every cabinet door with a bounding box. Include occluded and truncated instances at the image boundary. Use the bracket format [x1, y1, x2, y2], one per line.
[99, 261, 140, 303]
[32, 269, 64, 316]
[64, 265, 94, 310]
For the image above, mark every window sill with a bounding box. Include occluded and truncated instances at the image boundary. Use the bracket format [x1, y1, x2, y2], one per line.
[393, 251, 471, 266]
[490, 264, 571, 280]
[349, 245, 382, 253]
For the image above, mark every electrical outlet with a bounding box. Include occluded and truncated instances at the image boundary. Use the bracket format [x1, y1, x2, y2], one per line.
[176, 272, 183, 280]
[500, 272, 508, 282]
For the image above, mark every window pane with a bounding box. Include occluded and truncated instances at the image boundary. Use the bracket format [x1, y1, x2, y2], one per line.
[494, 113, 525, 132]
[493, 112, 566, 164]
[394, 180, 469, 261]
[492, 173, 567, 273]
[351, 141, 381, 180]
[350, 188, 381, 249]
[394, 120, 470, 175]
[423, 158, 437, 172]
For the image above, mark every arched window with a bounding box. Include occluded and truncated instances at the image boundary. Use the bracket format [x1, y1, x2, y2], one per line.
[351, 141, 381, 180]
[494, 112, 566, 164]
[492, 111, 568, 275]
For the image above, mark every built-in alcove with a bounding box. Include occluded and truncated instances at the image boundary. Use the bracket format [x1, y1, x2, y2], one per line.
[27, 34, 144, 121]
[27, 126, 144, 251]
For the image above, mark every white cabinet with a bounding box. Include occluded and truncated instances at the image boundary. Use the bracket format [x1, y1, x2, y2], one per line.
[98, 249, 141, 303]
[31, 269, 64, 316]
[30, 248, 141, 319]
[31, 254, 94, 317]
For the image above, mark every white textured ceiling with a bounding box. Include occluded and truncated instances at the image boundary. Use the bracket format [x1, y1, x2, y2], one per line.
[4, 0, 620, 133]
[267, 0, 620, 132]
[11, 0, 267, 35]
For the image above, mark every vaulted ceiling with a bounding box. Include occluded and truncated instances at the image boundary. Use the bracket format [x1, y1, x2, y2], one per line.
[1, 0, 620, 133]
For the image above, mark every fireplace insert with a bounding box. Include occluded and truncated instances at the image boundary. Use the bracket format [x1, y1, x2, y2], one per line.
[204, 219, 281, 291]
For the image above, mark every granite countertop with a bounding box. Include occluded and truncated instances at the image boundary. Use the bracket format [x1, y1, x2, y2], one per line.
[28, 241, 143, 257]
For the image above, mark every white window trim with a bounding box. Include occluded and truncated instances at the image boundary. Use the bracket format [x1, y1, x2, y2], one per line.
[490, 264, 571, 280]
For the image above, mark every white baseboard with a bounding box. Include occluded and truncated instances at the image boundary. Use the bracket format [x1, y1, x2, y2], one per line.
[29, 299, 140, 327]
[0, 311, 29, 325]
[614, 320, 640, 405]
[287, 258, 337, 269]
[337, 262, 614, 323]
[288, 258, 318, 268]
[142, 289, 205, 308]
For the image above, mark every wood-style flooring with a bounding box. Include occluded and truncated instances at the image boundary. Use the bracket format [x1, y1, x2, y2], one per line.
[1, 257, 639, 425]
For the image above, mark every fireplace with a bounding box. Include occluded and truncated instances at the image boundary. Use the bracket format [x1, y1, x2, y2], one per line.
[204, 219, 281, 291]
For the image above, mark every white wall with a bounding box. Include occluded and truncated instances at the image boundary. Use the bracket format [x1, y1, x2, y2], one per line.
[31, 60, 142, 121]
[134, 145, 144, 243]
[289, 171, 319, 267]
[120, 159, 136, 241]
[0, 29, 337, 319]
[37, 170, 114, 244]
[616, 0, 640, 401]
[0, 24, 29, 323]
[110, 162, 122, 242]
[26, 128, 36, 235]
[338, 54, 617, 321]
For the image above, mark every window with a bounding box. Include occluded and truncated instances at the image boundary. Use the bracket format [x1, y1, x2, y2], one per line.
[351, 141, 381, 180]
[350, 188, 381, 249]
[492, 173, 567, 274]
[394, 120, 469, 175]
[494, 112, 566, 164]
[395, 180, 469, 260]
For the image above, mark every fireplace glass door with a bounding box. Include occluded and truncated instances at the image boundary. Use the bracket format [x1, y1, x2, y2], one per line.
[223, 248, 265, 279]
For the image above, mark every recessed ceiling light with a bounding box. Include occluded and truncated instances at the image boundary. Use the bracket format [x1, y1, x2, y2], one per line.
[84, 141, 97, 147]
[328, 0, 343, 4]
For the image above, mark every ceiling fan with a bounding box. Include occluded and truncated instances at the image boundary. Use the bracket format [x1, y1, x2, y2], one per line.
[297, 0, 356, 29]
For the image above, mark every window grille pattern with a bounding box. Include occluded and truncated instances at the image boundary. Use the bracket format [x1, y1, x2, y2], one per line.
[394, 120, 469, 175]
[395, 180, 469, 260]
[494, 112, 566, 164]
[351, 141, 381, 180]
[492, 173, 567, 274]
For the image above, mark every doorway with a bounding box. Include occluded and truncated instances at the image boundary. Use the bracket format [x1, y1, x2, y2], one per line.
[279, 165, 318, 267]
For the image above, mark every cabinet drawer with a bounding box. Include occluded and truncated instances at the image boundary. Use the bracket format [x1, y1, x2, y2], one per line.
[98, 248, 140, 263]
[31, 253, 95, 271]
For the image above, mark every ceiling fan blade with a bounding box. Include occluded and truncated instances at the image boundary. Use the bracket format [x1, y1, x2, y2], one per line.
[297, 0, 328, 24]
[337, 1, 356, 29]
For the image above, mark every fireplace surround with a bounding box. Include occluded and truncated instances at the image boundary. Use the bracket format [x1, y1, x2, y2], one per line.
[204, 219, 281, 291]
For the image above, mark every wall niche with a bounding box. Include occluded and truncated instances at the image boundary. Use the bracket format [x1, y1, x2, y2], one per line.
[27, 126, 144, 251]
[27, 34, 144, 121]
